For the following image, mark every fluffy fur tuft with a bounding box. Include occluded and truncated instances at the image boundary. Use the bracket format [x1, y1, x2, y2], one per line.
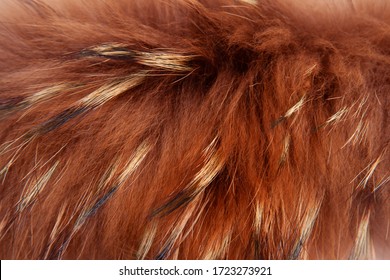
[0, 0, 389, 259]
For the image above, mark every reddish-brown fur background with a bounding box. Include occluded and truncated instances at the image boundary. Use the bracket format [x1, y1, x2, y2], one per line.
[0, 0, 389, 259]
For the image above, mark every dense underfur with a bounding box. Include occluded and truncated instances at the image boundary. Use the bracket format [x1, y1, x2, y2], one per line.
[0, 0, 389, 259]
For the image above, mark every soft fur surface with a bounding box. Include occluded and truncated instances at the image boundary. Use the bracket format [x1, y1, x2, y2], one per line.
[0, 0, 389, 259]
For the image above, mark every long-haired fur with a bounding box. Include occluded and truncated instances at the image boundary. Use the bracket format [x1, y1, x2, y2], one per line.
[0, 0, 389, 259]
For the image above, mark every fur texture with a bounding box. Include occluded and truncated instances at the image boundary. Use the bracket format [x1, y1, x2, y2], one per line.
[0, 0, 389, 259]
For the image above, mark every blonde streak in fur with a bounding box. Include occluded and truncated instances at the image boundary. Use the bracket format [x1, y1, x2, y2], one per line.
[79, 73, 146, 109]
[4, 84, 85, 128]
[96, 163, 119, 192]
[54, 180, 110, 258]
[349, 211, 374, 259]
[17, 161, 59, 212]
[0, 158, 16, 183]
[49, 204, 67, 243]
[373, 175, 390, 193]
[254, 202, 263, 236]
[0, 84, 69, 117]
[284, 95, 306, 119]
[300, 205, 321, 241]
[292, 198, 322, 259]
[65, 190, 91, 240]
[0, 111, 50, 173]
[55, 189, 101, 259]
[73, 183, 109, 232]
[24, 84, 70, 107]
[205, 136, 219, 153]
[352, 95, 369, 119]
[73, 189, 92, 219]
[43, 204, 68, 259]
[156, 200, 199, 259]
[191, 137, 223, 190]
[342, 119, 369, 148]
[138, 194, 210, 260]
[192, 153, 224, 191]
[326, 107, 348, 125]
[1, 75, 143, 146]
[137, 220, 159, 260]
[0, 212, 10, 239]
[118, 141, 151, 185]
[127, 142, 158, 259]
[179, 195, 210, 254]
[135, 51, 194, 72]
[0, 85, 70, 122]
[152, 136, 225, 218]
[202, 231, 232, 259]
[156, 195, 205, 259]
[77, 159, 119, 217]
[0, 135, 26, 156]
[85, 43, 194, 72]
[360, 158, 381, 189]
[279, 134, 291, 164]
[252, 200, 264, 258]
[166, 161, 219, 256]
[59, 142, 151, 257]
[1, 134, 39, 183]
[303, 64, 318, 77]
[252, 200, 264, 259]
[89, 43, 132, 57]
[357, 151, 386, 190]
[240, 0, 258, 5]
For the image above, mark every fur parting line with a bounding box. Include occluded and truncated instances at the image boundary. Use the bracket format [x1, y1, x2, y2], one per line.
[0, 0, 389, 259]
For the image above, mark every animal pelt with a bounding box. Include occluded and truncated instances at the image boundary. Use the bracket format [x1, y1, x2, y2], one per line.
[0, 0, 389, 260]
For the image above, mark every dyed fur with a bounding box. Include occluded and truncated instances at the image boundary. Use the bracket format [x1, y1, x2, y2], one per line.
[0, 0, 389, 259]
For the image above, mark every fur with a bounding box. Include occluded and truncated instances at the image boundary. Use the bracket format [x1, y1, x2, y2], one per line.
[0, 0, 389, 259]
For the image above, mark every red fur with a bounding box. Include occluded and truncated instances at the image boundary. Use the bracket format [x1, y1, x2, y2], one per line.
[0, 0, 389, 259]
